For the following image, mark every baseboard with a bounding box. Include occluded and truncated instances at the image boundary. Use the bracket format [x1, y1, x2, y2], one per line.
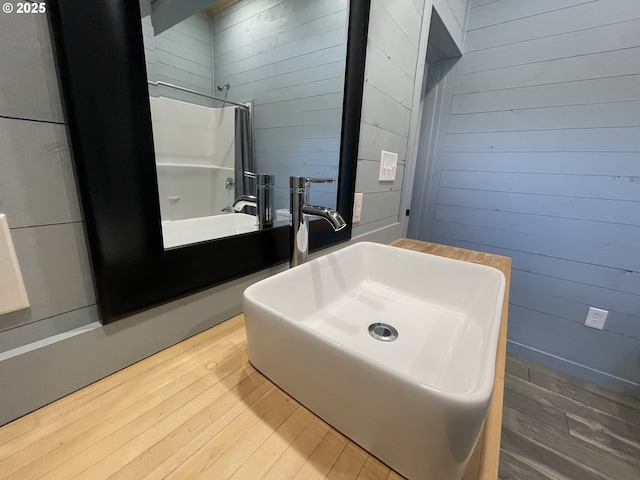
[507, 340, 640, 398]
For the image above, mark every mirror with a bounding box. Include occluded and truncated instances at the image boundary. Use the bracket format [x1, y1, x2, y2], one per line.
[47, 0, 369, 323]
[139, 0, 349, 248]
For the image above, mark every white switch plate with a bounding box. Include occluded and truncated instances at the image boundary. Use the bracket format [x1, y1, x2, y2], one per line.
[379, 150, 398, 182]
[585, 307, 608, 330]
[0, 214, 29, 315]
[353, 192, 363, 223]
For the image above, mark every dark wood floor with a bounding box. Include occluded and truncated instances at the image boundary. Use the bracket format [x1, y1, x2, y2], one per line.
[499, 354, 640, 480]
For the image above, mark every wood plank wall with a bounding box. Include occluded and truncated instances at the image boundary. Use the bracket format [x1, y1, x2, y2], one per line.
[211, 0, 348, 210]
[352, 0, 425, 237]
[411, 0, 640, 393]
[142, 13, 216, 106]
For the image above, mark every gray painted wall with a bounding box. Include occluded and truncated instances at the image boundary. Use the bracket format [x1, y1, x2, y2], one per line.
[0, 0, 423, 424]
[353, 0, 427, 237]
[142, 13, 216, 107]
[410, 0, 640, 394]
[211, 0, 349, 210]
[0, 13, 98, 352]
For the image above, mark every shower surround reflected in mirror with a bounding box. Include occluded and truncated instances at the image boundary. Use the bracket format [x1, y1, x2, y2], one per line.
[140, 0, 348, 248]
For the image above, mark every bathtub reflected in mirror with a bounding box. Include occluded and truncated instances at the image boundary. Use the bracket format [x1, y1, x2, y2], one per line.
[162, 213, 257, 248]
[140, 0, 348, 248]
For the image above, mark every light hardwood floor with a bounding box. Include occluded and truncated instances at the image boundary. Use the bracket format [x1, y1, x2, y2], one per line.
[499, 355, 640, 480]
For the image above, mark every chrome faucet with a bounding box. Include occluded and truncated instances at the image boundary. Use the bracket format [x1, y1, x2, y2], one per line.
[290, 176, 347, 267]
[229, 173, 275, 230]
[231, 194, 257, 211]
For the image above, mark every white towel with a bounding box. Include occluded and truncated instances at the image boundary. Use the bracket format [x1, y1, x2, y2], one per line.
[0, 214, 29, 315]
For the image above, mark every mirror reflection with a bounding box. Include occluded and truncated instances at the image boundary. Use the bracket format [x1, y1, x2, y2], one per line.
[139, 0, 349, 248]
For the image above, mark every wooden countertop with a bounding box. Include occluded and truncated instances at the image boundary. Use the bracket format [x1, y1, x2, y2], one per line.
[0, 239, 510, 480]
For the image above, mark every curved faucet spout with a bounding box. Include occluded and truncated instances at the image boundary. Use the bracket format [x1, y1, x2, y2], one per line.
[232, 194, 257, 212]
[289, 176, 348, 267]
[301, 205, 347, 231]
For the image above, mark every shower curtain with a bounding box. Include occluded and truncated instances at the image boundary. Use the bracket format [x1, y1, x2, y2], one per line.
[234, 106, 254, 198]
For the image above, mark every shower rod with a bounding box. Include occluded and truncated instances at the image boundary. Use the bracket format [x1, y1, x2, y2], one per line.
[147, 80, 249, 109]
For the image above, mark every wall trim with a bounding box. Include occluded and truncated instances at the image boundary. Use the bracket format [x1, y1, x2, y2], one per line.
[508, 340, 640, 397]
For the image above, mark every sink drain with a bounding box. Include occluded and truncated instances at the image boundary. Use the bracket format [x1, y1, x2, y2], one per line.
[368, 323, 398, 342]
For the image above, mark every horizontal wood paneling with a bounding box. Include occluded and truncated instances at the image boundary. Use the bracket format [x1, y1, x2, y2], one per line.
[359, 191, 402, 225]
[464, 0, 640, 52]
[215, 28, 345, 80]
[378, 0, 422, 48]
[440, 170, 640, 202]
[0, 11, 97, 348]
[0, 11, 63, 123]
[432, 234, 640, 326]
[355, 161, 405, 193]
[445, 128, 640, 152]
[456, 47, 640, 94]
[452, 74, 640, 114]
[436, 187, 640, 226]
[433, 219, 639, 271]
[360, 84, 412, 137]
[0, 118, 81, 228]
[352, 215, 401, 238]
[368, 0, 419, 79]
[510, 287, 640, 339]
[142, 14, 214, 98]
[466, 0, 595, 31]
[438, 151, 640, 176]
[219, 46, 346, 89]
[212, 0, 347, 196]
[448, 102, 640, 133]
[470, 0, 500, 7]
[364, 43, 415, 109]
[507, 305, 640, 386]
[10, 223, 95, 326]
[358, 123, 409, 163]
[435, 204, 640, 249]
[212, 0, 346, 56]
[460, 17, 640, 74]
[412, 0, 640, 390]
[226, 61, 346, 100]
[211, 0, 289, 35]
[356, 0, 423, 235]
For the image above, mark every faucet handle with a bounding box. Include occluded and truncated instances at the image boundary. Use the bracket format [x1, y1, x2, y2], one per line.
[290, 176, 335, 191]
[307, 177, 335, 184]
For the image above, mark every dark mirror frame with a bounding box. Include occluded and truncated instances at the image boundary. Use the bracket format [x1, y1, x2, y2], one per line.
[47, 0, 370, 324]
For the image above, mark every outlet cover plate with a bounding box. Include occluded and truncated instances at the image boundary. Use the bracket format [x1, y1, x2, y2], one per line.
[379, 150, 398, 182]
[585, 307, 608, 330]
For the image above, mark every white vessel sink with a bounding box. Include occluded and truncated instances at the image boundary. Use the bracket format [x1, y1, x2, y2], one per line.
[243, 242, 506, 479]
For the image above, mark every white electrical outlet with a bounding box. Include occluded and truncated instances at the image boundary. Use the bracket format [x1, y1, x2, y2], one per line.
[353, 192, 363, 223]
[585, 307, 608, 330]
[379, 150, 398, 181]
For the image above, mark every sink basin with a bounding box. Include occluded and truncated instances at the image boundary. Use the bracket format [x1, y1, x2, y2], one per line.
[243, 241, 506, 479]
